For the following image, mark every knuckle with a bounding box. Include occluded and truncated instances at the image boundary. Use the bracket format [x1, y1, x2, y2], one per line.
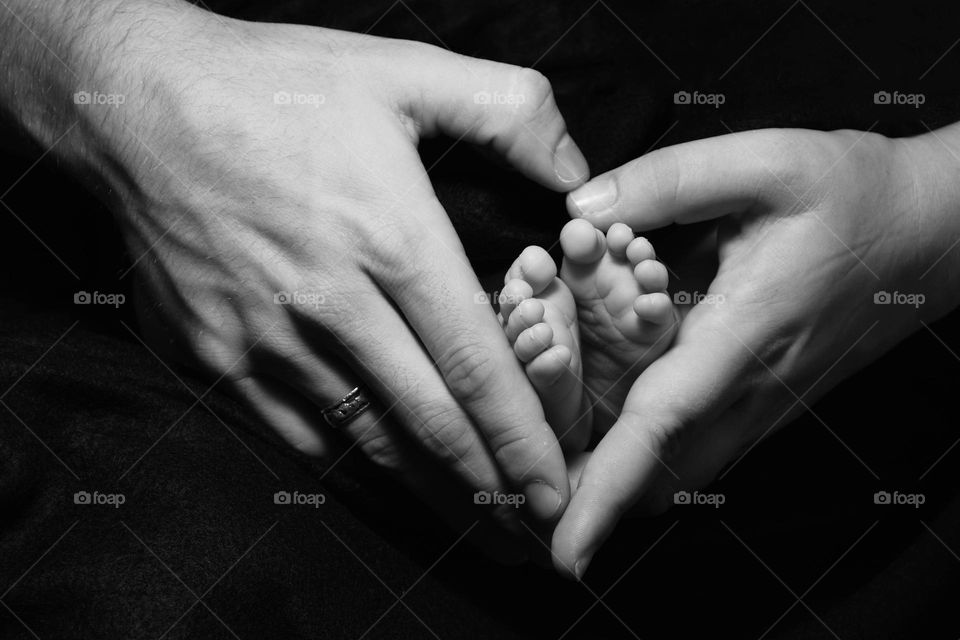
[638, 146, 682, 209]
[362, 218, 424, 284]
[288, 435, 329, 458]
[189, 330, 245, 379]
[354, 425, 409, 472]
[412, 402, 480, 464]
[512, 67, 554, 112]
[621, 409, 685, 461]
[486, 422, 535, 468]
[754, 129, 826, 198]
[434, 339, 499, 404]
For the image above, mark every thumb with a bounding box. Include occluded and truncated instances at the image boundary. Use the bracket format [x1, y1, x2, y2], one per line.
[390, 44, 589, 190]
[565, 128, 805, 230]
[551, 303, 755, 579]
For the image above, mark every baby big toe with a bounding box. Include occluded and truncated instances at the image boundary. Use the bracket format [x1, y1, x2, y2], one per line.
[634, 292, 675, 324]
[560, 219, 606, 265]
[506, 246, 557, 295]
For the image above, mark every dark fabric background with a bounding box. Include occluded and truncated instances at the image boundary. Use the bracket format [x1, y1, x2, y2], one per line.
[2, 1, 960, 638]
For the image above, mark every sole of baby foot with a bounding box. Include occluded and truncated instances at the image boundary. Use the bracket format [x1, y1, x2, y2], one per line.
[559, 219, 680, 434]
[501, 246, 591, 452]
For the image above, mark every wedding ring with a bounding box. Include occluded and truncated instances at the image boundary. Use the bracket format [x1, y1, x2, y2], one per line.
[321, 386, 371, 428]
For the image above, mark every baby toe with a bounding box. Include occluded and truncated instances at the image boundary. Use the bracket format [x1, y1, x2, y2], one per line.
[634, 292, 676, 324]
[525, 343, 574, 387]
[633, 259, 669, 292]
[498, 278, 534, 322]
[606, 223, 635, 258]
[506, 246, 557, 295]
[560, 219, 606, 265]
[626, 236, 656, 264]
[514, 322, 555, 363]
[505, 297, 545, 342]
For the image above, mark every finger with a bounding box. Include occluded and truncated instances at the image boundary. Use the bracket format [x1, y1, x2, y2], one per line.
[354, 182, 570, 522]
[565, 129, 803, 230]
[552, 305, 755, 579]
[391, 46, 589, 190]
[381, 433, 531, 566]
[629, 406, 756, 516]
[619, 367, 807, 516]
[382, 254, 570, 523]
[254, 344, 408, 469]
[238, 364, 529, 564]
[227, 374, 336, 456]
[282, 291, 532, 530]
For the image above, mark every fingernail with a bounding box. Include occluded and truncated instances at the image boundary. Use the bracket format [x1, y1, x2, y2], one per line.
[569, 177, 618, 217]
[554, 135, 589, 184]
[524, 480, 563, 520]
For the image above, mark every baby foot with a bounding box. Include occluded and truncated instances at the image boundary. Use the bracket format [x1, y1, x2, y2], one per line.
[499, 247, 592, 452]
[499, 220, 679, 448]
[559, 219, 679, 434]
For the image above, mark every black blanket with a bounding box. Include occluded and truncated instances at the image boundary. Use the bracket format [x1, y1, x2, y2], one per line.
[2, 1, 960, 638]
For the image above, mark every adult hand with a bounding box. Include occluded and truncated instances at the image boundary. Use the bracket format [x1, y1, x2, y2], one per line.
[6, 0, 590, 534]
[552, 126, 960, 577]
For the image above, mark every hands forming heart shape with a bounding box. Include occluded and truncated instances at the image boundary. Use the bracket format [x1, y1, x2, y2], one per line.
[6, 0, 960, 579]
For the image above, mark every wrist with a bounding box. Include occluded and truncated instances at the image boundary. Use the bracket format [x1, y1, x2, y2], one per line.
[892, 126, 960, 320]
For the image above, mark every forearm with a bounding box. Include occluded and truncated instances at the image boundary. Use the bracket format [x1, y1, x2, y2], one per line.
[0, 0, 207, 173]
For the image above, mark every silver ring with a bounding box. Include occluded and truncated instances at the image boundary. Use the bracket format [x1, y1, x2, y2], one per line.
[322, 386, 372, 428]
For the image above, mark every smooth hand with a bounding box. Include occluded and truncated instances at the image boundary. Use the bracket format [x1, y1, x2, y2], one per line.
[552, 126, 960, 577]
